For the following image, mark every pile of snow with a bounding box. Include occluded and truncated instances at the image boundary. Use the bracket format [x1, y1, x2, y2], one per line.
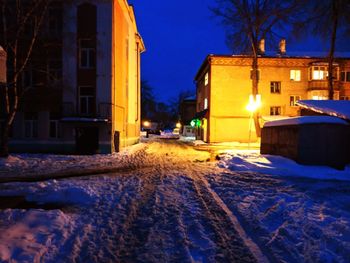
[0, 143, 148, 179]
[219, 150, 350, 181]
[0, 209, 73, 262]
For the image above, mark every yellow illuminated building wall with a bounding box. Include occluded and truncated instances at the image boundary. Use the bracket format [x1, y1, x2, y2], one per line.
[195, 55, 350, 143]
[112, 0, 145, 149]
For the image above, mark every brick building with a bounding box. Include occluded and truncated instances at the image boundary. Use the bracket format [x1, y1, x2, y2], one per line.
[195, 53, 350, 143]
[1, 0, 144, 154]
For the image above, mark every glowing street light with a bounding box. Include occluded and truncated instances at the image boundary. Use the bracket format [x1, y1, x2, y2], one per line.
[176, 122, 182, 128]
[143, 120, 150, 128]
[246, 94, 261, 149]
[246, 94, 261, 112]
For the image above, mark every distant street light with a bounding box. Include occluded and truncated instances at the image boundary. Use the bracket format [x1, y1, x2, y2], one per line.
[176, 122, 181, 128]
[143, 121, 150, 128]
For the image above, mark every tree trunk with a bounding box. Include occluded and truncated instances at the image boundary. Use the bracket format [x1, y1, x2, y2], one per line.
[251, 54, 261, 137]
[0, 120, 10, 157]
[328, 0, 338, 100]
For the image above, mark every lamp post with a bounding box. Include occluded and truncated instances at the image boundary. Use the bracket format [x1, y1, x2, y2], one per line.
[246, 94, 261, 149]
[143, 121, 151, 138]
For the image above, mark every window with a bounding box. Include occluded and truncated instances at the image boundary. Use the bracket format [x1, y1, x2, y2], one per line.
[204, 72, 209, 86]
[270, 82, 281, 93]
[311, 66, 328, 80]
[340, 71, 350, 82]
[340, 96, 349, 100]
[49, 120, 59, 138]
[24, 113, 38, 138]
[290, 70, 301, 81]
[49, 113, 59, 138]
[79, 39, 96, 69]
[47, 60, 62, 84]
[79, 86, 95, 115]
[270, 106, 281, 116]
[310, 65, 339, 80]
[290, 95, 301, 106]
[21, 69, 32, 88]
[47, 7, 62, 37]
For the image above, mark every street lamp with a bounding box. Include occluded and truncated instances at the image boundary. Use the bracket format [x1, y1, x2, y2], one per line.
[246, 94, 261, 148]
[143, 120, 150, 128]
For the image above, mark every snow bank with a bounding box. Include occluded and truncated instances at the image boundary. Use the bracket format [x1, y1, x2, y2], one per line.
[26, 184, 95, 205]
[0, 209, 72, 262]
[0, 143, 148, 179]
[219, 150, 350, 181]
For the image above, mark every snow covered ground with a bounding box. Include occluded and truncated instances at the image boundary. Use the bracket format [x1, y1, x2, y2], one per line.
[0, 138, 350, 262]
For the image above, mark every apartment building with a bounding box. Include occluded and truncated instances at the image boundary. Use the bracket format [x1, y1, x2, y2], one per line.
[195, 53, 350, 143]
[1, 0, 144, 154]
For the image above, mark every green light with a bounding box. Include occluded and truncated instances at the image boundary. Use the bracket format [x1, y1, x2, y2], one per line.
[190, 119, 201, 128]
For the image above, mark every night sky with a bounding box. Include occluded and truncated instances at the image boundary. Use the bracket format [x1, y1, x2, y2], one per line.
[129, 0, 344, 103]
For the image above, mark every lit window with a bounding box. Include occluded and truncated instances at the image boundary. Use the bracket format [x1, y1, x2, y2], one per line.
[312, 95, 327, 100]
[312, 66, 328, 80]
[204, 72, 209, 86]
[290, 95, 301, 106]
[270, 82, 281, 94]
[270, 106, 281, 116]
[204, 98, 208, 109]
[290, 70, 301, 81]
[79, 86, 95, 115]
[79, 39, 96, 69]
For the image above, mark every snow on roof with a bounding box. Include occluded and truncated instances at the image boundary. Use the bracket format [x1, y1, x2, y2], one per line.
[263, 116, 349, 127]
[297, 100, 350, 120]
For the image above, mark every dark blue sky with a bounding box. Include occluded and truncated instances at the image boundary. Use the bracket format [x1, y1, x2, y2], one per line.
[129, 0, 342, 103]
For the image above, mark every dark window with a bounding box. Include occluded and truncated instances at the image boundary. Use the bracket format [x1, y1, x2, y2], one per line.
[21, 69, 32, 88]
[270, 82, 281, 94]
[270, 106, 281, 116]
[47, 60, 62, 84]
[79, 39, 95, 68]
[341, 71, 346, 82]
[290, 95, 301, 106]
[47, 7, 62, 37]
[79, 86, 95, 115]
[24, 113, 38, 138]
[347, 72, 350, 82]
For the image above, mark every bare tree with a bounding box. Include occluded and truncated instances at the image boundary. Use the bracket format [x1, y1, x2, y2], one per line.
[293, 0, 350, 100]
[211, 0, 300, 137]
[0, 0, 50, 157]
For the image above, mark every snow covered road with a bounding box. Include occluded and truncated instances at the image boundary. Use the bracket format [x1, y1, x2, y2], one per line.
[0, 139, 350, 262]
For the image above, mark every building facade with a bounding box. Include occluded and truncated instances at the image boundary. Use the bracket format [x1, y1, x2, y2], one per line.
[1, 0, 144, 154]
[195, 55, 350, 143]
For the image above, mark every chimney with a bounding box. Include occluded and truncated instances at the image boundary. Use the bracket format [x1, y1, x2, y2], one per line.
[258, 39, 265, 55]
[279, 39, 286, 55]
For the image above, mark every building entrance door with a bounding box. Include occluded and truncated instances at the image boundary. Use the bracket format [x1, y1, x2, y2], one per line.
[75, 127, 99, 154]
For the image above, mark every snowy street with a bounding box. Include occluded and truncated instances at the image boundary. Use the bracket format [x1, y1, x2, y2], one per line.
[1, 139, 350, 262]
